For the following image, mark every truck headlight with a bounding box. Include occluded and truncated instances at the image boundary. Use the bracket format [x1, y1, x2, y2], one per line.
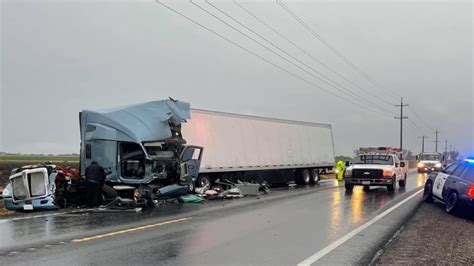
[417, 162, 424, 168]
[335, 169, 340, 174]
[435, 163, 442, 168]
[383, 169, 394, 177]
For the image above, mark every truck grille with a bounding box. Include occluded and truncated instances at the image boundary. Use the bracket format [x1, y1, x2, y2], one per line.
[352, 169, 383, 179]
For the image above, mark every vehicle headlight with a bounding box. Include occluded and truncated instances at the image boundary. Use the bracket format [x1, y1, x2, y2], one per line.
[417, 162, 424, 168]
[435, 163, 442, 168]
[335, 169, 340, 174]
[2, 186, 12, 198]
[383, 169, 394, 177]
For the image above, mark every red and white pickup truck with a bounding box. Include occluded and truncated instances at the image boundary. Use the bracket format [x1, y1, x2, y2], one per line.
[344, 148, 408, 192]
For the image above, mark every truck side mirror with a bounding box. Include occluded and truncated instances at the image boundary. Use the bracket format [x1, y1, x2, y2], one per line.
[345, 161, 350, 167]
[400, 162, 405, 167]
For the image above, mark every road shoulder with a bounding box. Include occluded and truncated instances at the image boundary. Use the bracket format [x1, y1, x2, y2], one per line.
[373, 202, 474, 265]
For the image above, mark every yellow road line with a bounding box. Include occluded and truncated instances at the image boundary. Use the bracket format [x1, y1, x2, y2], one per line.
[71, 217, 192, 243]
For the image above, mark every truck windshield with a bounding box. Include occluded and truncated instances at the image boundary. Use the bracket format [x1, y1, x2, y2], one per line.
[420, 154, 440, 160]
[355, 155, 394, 165]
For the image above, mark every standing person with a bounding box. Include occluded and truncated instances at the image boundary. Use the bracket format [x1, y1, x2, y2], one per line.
[336, 160, 345, 181]
[85, 161, 106, 207]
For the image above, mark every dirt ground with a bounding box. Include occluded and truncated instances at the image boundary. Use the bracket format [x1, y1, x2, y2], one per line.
[375, 202, 474, 265]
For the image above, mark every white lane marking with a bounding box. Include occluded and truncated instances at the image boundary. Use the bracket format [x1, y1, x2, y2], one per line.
[0, 209, 93, 223]
[298, 189, 424, 266]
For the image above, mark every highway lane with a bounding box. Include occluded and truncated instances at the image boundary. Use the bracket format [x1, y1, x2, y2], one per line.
[0, 172, 426, 265]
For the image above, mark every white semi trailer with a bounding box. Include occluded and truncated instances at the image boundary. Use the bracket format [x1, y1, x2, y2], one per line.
[182, 109, 336, 187]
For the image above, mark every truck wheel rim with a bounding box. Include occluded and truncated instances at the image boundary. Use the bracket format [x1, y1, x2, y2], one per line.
[200, 176, 211, 187]
[304, 171, 310, 183]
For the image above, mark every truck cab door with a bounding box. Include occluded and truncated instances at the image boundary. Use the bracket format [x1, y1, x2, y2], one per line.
[179, 145, 204, 188]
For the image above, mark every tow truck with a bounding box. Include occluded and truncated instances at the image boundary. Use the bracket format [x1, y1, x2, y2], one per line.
[344, 147, 408, 192]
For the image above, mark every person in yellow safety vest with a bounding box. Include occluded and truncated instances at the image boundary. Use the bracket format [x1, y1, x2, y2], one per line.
[336, 160, 345, 181]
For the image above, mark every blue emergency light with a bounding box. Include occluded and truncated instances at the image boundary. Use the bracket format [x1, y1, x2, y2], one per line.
[464, 158, 474, 164]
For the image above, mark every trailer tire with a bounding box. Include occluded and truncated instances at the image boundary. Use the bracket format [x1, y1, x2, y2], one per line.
[310, 169, 320, 184]
[295, 169, 311, 185]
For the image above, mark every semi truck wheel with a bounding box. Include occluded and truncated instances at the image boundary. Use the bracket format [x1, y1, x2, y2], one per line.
[310, 169, 320, 184]
[197, 175, 212, 188]
[302, 169, 311, 185]
[101, 185, 119, 204]
[295, 169, 310, 185]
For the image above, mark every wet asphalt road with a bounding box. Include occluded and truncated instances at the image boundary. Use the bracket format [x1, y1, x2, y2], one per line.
[0, 171, 426, 265]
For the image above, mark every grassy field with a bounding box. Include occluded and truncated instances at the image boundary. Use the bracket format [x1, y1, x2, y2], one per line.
[0, 155, 79, 162]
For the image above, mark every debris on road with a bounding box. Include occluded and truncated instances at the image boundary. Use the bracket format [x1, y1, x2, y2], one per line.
[177, 195, 204, 203]
[158, 184, 188, 199]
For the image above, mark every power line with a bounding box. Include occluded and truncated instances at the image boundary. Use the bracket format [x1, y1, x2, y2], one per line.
[204, 0, 394, 115]
[407, 118, 421, 131]
[188, 0, 394, 117]
[233, 0, 396, 107]
[277, 0, 401, 99]
[408, 106, 435, 131]
[155, 0, 393, 119]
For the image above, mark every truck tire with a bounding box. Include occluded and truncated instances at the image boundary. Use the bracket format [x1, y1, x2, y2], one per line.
[197, 175, 212, 188]
[387, 176, 396, 192]
[363, 185, 370, 192]
[295, 169, 311, 185]
[310, 169, 320, 184]
[345, 183, 354, 192]
[102, 185, 119, 203]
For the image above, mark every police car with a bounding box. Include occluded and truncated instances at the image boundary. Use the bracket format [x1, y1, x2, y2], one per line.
[422, 158, 474, 213]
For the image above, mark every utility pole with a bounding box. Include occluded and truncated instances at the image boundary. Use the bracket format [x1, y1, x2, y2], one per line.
[419, 136, 428, 153]
[433, 129, 440, 152]
[444, 139, 448, 154]
[395, 97, 409, 152]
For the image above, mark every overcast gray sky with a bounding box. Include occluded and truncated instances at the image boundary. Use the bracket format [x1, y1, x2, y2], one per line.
[1, 0, 473, 157]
